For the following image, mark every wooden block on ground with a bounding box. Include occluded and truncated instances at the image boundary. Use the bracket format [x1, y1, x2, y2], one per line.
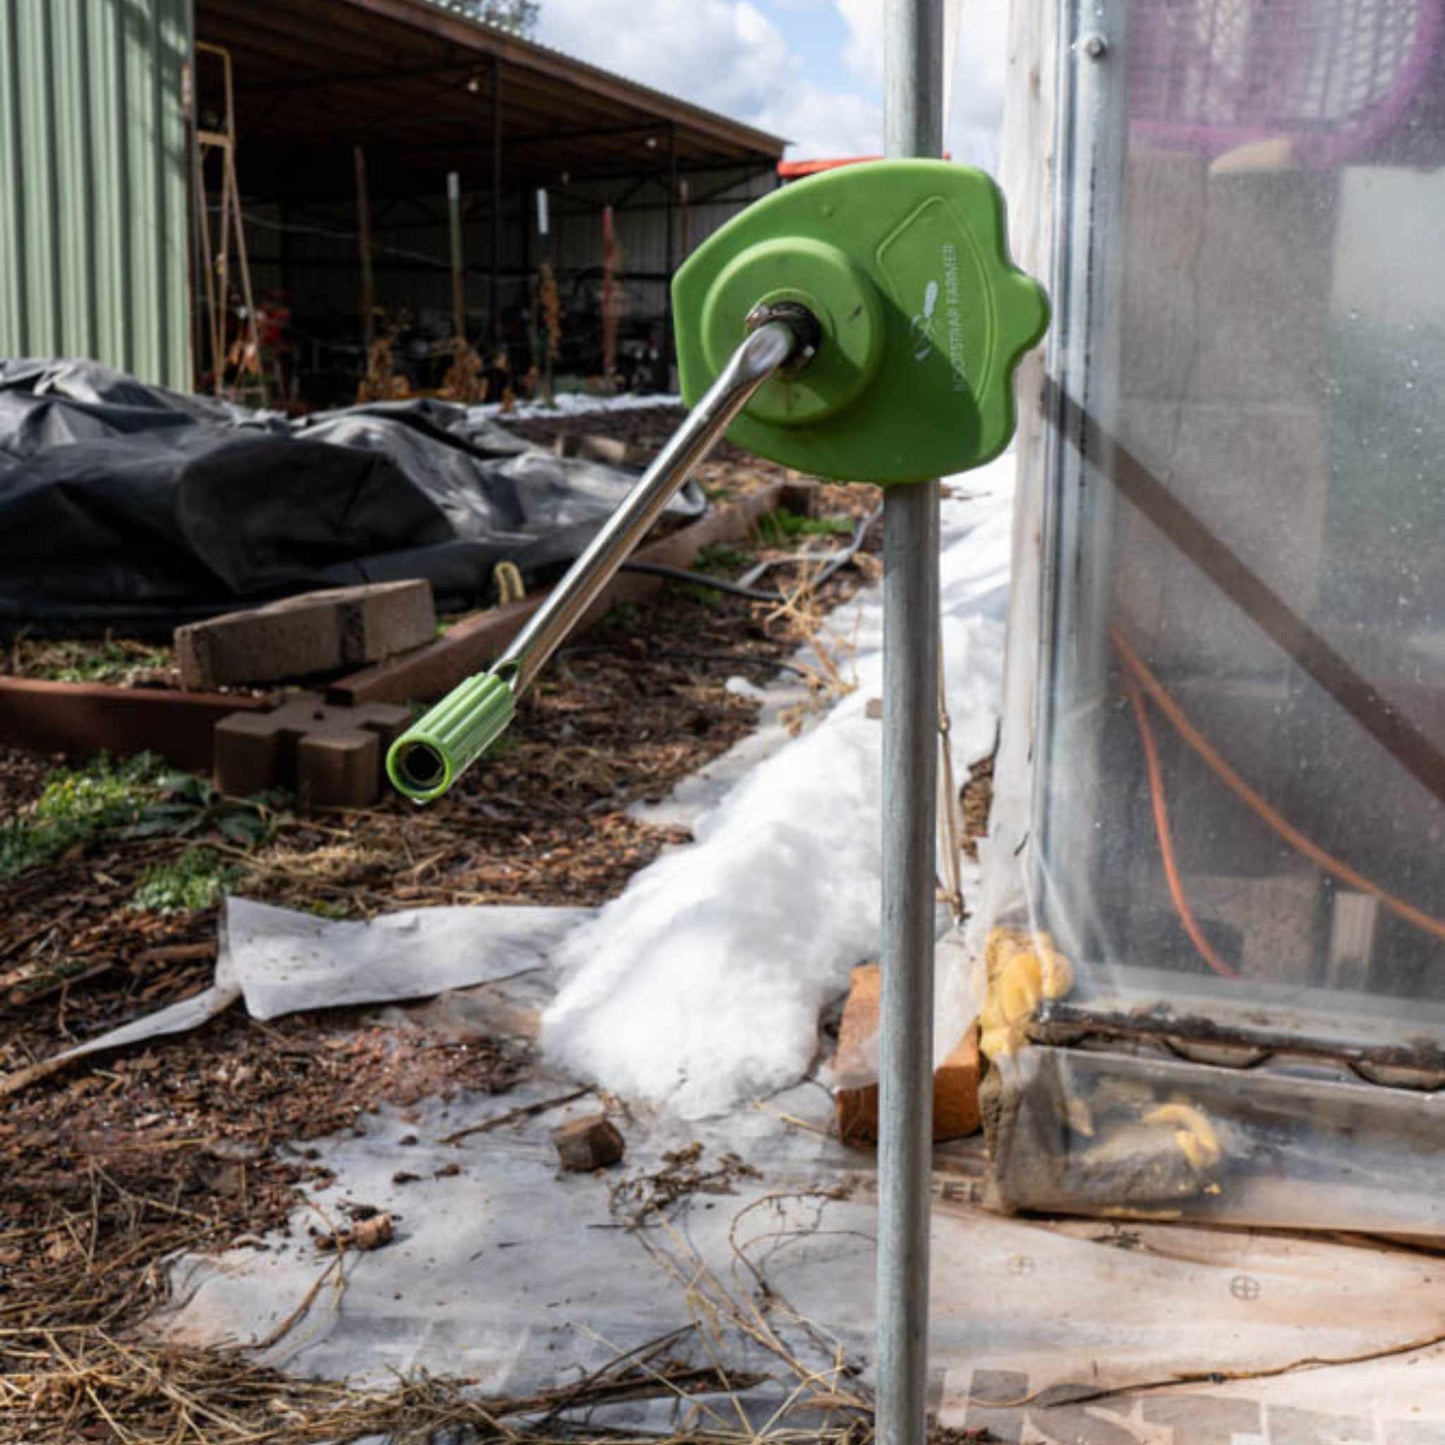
[552, 1113, 626, 1171]
[213, 692, 411, 808]
[298, 729, 380, 810]
[836, 1080, 883, 1147]
[840, 963, 880, 1045]
[213, 712, 284, 799]
[176, 580, 435, 689]
[833, 963, 981, 1147]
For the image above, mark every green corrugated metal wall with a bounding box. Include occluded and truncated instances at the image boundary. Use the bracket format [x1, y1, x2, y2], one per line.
[0, 0, 192, 389]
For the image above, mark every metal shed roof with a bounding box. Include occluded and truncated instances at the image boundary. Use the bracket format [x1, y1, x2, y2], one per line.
[193, 0, 787, 199]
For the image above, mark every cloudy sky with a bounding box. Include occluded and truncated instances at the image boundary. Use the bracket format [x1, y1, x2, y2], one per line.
[531, 0, 1009, 171]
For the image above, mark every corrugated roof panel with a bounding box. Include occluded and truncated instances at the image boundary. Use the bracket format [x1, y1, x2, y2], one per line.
[0, 0, 192, 389]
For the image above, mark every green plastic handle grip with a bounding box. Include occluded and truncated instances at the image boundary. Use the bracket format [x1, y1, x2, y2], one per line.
[386, 668, 517, 802]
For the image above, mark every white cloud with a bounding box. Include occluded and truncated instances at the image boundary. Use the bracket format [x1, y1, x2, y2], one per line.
[534, 0, 880, 157]
[761, 82, 882, 157]
[833, 0, 1007, 170]
[532, 0, 1006, 166]
[835, 0, 885, 89]
[533, 0, 783, 121]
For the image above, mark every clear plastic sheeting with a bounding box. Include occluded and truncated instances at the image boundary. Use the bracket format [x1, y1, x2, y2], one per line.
[223, 897, 587, 1021]
[983, 0, 1445, 1234]
[986, 1044, 1444, 1234]
[0, 899, 590, 1103]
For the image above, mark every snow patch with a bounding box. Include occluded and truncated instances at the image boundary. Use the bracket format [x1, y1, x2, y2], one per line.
[542, 458, 1018, 1117]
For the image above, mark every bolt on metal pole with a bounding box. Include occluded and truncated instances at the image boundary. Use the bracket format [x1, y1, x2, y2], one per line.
[878, 2, 943, 1444]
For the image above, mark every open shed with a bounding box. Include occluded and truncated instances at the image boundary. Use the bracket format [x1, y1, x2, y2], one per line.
[193, 0, 786, 404]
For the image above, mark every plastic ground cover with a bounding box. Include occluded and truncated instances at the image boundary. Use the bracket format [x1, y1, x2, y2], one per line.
[5, 899, 587, 1091]
[155, 967, 1445, 1440]
[0, 361, 702, 631]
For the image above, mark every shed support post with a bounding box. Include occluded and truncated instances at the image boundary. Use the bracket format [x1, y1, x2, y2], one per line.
[664, 122, 677, 387]
[448, 171, 466, 350]
[354, 145, 374, 352]
[490, 52, 502, 352]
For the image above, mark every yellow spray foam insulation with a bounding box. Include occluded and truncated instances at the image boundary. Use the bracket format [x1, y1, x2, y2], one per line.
[1063, 1095, 1097, 1138]
[978, 926, 1074, 1060]
[1144, 1101, 1222, 1171]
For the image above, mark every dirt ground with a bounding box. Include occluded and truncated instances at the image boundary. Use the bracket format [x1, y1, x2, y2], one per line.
[1, 408, 881, 1054]
[0, 406, 887, 1443]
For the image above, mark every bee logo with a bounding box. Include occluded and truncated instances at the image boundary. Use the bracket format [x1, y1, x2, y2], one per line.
[910, 279, 940, 362]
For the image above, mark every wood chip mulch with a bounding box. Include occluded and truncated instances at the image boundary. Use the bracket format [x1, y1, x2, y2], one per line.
[0, 408, 883, 1443]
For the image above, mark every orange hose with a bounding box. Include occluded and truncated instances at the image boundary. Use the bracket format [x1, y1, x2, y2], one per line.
[1122, 666, 1241, 980]
[1112, 629, 1445, 947]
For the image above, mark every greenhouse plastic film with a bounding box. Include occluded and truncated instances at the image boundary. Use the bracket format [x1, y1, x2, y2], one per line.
[977, 0, 1445, 1235]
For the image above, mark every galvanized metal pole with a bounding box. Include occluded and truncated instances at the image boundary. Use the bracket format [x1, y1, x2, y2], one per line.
[878, 2, 943, 1444]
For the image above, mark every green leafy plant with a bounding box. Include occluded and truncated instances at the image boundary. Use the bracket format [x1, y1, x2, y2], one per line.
[44, 638, 171, 684]
[676, 582, 724, 608]
[0, 753, 164, 880]
[126, 771, 292, 848]
[302, 899, 353, 921]
[0, 754, 291, 881]
[753, 508, 853, 547]
[694, 543, 754, 574]
[10, 635, 172, 685]
[603, 600, 642, 630]
[129, 847, 240, 915]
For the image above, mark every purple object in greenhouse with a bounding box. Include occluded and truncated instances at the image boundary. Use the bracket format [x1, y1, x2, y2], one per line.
[1129, 0, 1445, 166]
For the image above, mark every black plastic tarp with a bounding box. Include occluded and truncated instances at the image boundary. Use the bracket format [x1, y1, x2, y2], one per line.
[0, 360, 698, 635]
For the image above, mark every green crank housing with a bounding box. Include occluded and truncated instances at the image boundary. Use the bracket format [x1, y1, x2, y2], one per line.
[673, 160, 1049, 484]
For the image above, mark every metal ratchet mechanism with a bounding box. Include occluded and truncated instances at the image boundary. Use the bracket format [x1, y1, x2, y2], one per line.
[386, 312, 819, 802]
